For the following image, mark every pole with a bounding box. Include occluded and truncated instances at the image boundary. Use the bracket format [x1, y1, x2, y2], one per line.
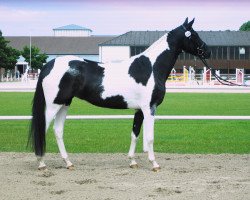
[29, 33, 31, 69]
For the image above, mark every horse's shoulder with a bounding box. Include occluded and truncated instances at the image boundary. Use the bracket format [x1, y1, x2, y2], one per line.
[128, 55, 152, 86]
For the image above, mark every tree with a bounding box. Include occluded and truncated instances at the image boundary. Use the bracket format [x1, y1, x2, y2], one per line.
[239, 21, 250, 31]
[21, 46, 48, 69]
[0, 30, 20, 71]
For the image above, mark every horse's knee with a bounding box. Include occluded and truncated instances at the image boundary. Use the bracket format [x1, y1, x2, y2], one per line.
[131, 132, 138, 141]
[147, 138, 154, 145]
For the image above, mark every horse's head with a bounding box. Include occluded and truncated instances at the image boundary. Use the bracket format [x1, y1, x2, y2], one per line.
[167, 18, 211, 59]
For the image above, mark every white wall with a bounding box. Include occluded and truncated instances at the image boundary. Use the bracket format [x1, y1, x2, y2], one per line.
[54, 30, 91, 37]
[46, 54, 99, 62]
[99, 46, 130, 62]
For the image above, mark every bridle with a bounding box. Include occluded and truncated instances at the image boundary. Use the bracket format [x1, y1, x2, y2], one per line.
[182, 25, 206, 59]
[182, 25, 249, 87]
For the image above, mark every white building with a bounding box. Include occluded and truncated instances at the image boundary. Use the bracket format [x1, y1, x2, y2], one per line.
[53, 24, 93, 37]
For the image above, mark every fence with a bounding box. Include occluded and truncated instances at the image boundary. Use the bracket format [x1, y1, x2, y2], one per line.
[1, 115, 250, 120]
[167, 66, 250, 86]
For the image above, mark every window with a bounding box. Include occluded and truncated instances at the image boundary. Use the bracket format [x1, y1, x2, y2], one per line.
[245, 47, 249, 59]
[229, 46, 235, 59]
[211, 47, 217, 59]
[235, 47, 239, 60]
[130, 46, 148, 56]
[239, 47, 246, 60]
[217, 47, 223, 59]
[223, 47, 228, 60]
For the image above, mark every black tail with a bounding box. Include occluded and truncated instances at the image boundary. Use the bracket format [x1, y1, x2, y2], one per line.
[27, 59, 55, 156]
[28, 78, 46, 156]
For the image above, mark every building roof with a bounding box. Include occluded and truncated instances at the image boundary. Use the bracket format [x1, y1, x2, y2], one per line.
[5, 36, 115, 55]
[53, 24, 92, 32]
[100, 31, 250, 47]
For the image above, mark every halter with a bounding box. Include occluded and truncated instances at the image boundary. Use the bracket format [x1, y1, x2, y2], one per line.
[182, 25, 249, 87]
[182, 25, 206, 58]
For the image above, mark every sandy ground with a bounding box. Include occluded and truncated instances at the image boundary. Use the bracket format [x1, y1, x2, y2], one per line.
[0, 153, 249, 200]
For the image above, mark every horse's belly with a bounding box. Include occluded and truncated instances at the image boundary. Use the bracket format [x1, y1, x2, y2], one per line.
[82, 94, 129, 109]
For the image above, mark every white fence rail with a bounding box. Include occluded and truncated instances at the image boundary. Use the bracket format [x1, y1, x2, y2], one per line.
[1, 115, 250, 120]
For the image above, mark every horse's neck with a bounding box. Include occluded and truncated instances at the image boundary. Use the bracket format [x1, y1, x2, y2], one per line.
[144, 33, 180, 85]
[153, 49, 179, 86]
[143, 33, 169, 63]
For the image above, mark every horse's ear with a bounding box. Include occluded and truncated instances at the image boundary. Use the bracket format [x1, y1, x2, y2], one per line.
[187, 18, 195, 29]
[183, 17, 188, 26]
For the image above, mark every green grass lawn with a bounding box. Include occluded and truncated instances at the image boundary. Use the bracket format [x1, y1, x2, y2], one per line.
[0, 92, 249, 154]
[0, 119, 249, 154]
[0, 92, 250, 115]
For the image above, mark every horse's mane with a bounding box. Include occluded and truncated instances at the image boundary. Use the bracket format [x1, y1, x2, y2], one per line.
[140, 33, 169, 60]
[144, 33, 168, 54]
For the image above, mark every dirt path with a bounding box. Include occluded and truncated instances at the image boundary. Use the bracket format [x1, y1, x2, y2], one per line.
[0, 153, 249, 200]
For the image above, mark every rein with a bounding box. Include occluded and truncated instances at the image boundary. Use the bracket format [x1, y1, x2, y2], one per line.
[184, 26, 249, 87]
[200, 58, 249, 87]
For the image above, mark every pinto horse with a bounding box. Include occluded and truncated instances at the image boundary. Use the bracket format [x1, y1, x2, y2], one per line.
[28, 18, 210, 171]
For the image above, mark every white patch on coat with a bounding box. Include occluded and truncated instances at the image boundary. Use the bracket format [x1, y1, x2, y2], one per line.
[99, 34, 169, 109]
[100, 59, 155, 109]
[42, 55, 83, 104]
[144, 33, 169, 64]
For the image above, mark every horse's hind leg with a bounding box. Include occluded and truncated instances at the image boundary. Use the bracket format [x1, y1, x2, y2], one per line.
[128, 110, 143, 168]
[37, 104, 62, 170]
[53, 105, 74, 169]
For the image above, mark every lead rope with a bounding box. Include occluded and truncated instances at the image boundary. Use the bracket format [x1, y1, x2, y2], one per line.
[200, 58, 250, 87]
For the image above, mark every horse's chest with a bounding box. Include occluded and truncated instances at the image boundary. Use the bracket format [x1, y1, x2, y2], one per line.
[150, 84, 166, 106]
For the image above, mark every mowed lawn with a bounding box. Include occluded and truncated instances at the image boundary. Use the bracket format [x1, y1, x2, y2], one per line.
[0, 92, 250, 116]
[0, 92, 249, 154]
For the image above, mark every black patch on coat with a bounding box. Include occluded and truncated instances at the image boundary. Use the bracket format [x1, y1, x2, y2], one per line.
[128, 55, 152, 86]
[132, 110, 144, 137]
[54, 60, 128, 109]
[39, 59, 55, 80]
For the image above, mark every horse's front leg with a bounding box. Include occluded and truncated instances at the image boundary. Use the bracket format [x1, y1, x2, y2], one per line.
[128, 110, 143, 168]
[142, 105, 160, 172]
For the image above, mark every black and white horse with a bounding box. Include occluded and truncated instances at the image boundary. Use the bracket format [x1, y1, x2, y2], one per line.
[28, 18, 210, 171]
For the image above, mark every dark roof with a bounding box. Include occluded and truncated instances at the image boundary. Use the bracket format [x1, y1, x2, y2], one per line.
[5, 36, 115, 55]
[100, 31, 250, 47]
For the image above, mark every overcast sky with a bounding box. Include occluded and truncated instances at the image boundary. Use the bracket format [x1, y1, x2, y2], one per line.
[0, 0, 249, 36]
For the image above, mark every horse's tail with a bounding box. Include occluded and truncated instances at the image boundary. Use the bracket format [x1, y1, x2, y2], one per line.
[28, 73, 46, 157]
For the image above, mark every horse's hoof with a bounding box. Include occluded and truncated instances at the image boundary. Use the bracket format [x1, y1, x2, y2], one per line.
[152, 167, 161, 172]
[130, 164, 139, 169]
[38, 166, 47, 171]
[67, 165, 74, 170]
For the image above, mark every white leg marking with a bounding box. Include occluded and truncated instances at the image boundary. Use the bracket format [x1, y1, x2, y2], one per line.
[128, 132, 139, 168]
[142, 107, 160, 171]
[37, 103, 61, 170]
[53, 106, 74, 169]
[128, 132, 138, 158]
[37, 156, 47, 170]
[143, 127, 148, 153]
